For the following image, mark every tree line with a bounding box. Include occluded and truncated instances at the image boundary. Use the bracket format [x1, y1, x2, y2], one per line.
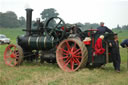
[0, 8, 128, 30]
[112, 24, 128, 30]
[0, 11, 25, 28]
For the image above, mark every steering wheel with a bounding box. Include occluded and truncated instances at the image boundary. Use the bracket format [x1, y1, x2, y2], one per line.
[44, 17, 66, 42]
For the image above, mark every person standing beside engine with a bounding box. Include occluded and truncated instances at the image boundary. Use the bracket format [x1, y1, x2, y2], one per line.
[109, 34, 121, 72]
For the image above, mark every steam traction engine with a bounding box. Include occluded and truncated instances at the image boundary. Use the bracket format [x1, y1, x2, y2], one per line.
[4, 9, 115, 72]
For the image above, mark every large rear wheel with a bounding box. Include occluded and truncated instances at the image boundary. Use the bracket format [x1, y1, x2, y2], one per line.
[4, 44, 24, 67]
[56, 38, 88, 72]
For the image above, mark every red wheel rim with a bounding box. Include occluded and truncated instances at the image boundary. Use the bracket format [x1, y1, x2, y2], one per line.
[4, 44, 20, 67]
[56, 39, 84, 72]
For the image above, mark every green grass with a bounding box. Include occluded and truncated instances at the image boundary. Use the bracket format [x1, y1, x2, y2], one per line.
[0, 28, 128, 85]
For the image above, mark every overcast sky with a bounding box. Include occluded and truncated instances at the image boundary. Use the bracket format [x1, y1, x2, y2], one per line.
[0, 0, 128, 28]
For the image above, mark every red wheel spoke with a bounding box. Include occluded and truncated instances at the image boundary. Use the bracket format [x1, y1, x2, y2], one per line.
[12, 58, 16, 63]
[14, 52, 19, 57]
[75, 52, 82, 56]
[5, 56, 10, 59]
[13, 60, 17, 65]
[72, 58, 77, 63]
[60, 48, 68, 53]
[64, 57, 70, 63]
[74, 49, 81, 54]
[71, 47, 74, 52]
[73, 58, 79, 65]
[73, 43, 76, 48]
[70, 59, 74, 70]
[66, 41, 71, 51]
[14, 47, 17, 51]
[71, 43, 76, 52]
[64, 59, 71, 67]
[72, 43, 76, 52]
[8, 48, 13, 53]
[13, 47, 16, 51]
[73, 54, 82, 58]
[59, 56, 68, 60]
[62, 52, 68, 56]
[9, 59, 13, 65]
[75, 58, 80, 65]
[7, 54, 17, 66]
[10, 53, 16, 58]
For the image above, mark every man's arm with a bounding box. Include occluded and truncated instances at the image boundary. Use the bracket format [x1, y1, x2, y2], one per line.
[121, 39, 128, 48]
[105, 26, 113, 33]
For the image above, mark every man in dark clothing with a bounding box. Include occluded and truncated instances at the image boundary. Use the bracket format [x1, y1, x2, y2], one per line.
[96, 22, 113, 35]
[120, 39, 128, 48]
[109, 35, 121, 72]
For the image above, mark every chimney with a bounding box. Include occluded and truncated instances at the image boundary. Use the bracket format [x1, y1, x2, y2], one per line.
[25, 8, 33, 36]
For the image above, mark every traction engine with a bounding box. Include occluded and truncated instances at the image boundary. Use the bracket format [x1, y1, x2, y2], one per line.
[4, 9, 115, 72]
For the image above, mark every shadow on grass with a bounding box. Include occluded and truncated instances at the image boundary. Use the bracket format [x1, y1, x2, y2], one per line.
[85, 63, 128, 73]
[20, 61, 59, 70]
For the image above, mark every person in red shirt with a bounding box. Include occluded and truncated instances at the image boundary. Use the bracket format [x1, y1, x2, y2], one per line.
[94, 35, 105, 55]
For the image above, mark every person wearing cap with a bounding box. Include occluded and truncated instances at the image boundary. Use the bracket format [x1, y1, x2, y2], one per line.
[96, 22, 113, 35]
[109, 34, 121, 72]
[120, 39, 128, 48]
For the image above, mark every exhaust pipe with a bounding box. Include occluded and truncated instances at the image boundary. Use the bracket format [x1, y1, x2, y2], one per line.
[25, 8, 33, 36]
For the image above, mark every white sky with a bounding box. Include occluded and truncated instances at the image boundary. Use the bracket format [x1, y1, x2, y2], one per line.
[0, 0, 128, 28]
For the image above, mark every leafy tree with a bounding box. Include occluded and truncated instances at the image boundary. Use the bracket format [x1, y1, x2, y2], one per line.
[40, 8, 59, 21]
[40, 8, 59, 29]
[84, 23, 91, 30]
[116, 24, 121, 30]
[0, 11, 19, 28]
[122, 25, 128, 30]
[0, 12, 3, 27]
[19, 16, 25, 27]
[91, 23, 99, 29]
[112, 24, 128, 30]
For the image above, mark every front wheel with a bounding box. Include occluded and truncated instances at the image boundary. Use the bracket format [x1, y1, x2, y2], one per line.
[56, 38, 88, 72]
[4, 44, 24, 67]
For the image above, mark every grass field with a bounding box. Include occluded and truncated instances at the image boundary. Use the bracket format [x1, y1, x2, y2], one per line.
[0, 28, 128, 85]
